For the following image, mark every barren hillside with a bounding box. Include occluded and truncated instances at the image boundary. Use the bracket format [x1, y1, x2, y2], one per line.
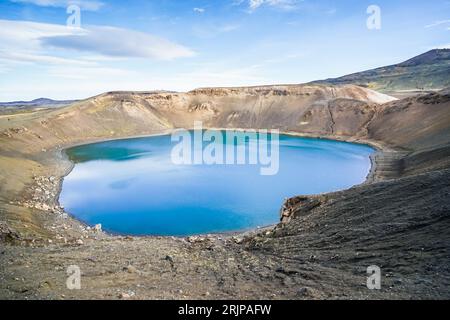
[315, 49, 450, 98]
[0, 83, 449, 299]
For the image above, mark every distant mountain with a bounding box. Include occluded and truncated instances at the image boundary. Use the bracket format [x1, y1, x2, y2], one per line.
[314, 49, 450, 96]
[0, 98, 77, 114]
[0, 98, 77, 107]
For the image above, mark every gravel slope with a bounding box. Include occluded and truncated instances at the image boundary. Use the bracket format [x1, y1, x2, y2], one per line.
[0, 84, 449, 299]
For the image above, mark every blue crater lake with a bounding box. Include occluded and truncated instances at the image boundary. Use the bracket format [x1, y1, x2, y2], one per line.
[60, 131, 374, 236]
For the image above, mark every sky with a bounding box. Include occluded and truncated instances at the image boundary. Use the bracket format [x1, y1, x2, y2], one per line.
[0, 0, 449, 101]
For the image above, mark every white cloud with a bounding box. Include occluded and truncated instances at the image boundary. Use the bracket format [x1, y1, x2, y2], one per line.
[0, 64, 11, 74]
[0, 62, 268, 101]
[151, 64, 267, 93]
[248, 0, 302, 11]
[0, 19, 195, 64]
[219, 25, 240, 32]
[263, 52, 305, 64]
[0, 19, 88, 66]
[425, 20, 450, 28]
[249, 0, 264, 10]
[41, 25, 196, 60]
[10, 0, 104, 11]
[47, 65, 135, 80]
[0, 19, 74, 49]
[431, 44, 450, 49]
[193, 7, 205, 13]
[0, 50, 95, 66]
[0, 19, 197, 100]
[192, 23, 239, 38]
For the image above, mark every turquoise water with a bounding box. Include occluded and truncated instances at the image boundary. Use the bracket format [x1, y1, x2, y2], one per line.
[60, 131, 374, 236]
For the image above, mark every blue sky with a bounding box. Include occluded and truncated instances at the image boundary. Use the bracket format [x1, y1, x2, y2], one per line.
[0, 0, 449, 101]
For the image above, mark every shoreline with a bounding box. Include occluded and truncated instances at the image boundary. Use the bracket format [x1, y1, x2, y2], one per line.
[1, 87, 449, 299]
[50, 128, 390, 239]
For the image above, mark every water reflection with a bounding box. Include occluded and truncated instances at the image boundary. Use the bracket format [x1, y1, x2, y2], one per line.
[60, 132, 374, 236]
